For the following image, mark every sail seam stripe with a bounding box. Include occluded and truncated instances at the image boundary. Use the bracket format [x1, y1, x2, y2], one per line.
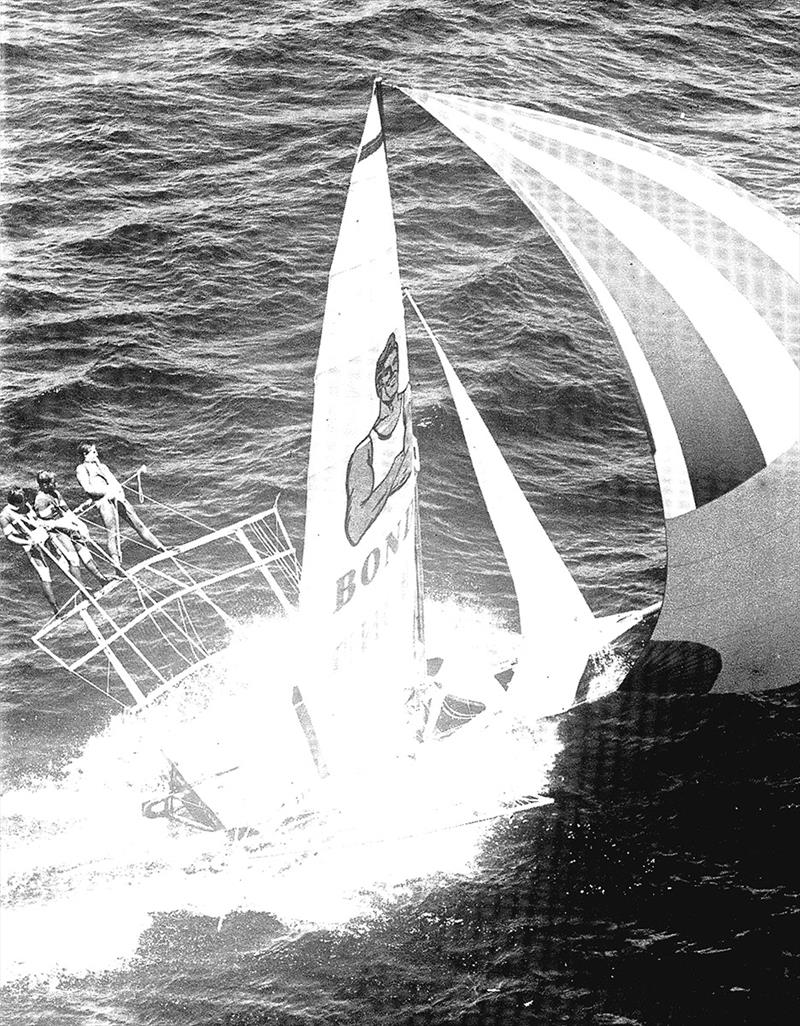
[411, 90, 799, 280]
[506, 191, 696, 518]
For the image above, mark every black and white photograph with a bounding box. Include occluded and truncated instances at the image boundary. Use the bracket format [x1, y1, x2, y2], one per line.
[1, 2, 798, 1023]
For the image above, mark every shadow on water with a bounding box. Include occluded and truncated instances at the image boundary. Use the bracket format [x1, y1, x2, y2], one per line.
[237, 688, 800, 1026]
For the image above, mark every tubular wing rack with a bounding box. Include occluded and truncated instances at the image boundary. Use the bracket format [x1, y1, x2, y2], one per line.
[32, 504, 300, 710]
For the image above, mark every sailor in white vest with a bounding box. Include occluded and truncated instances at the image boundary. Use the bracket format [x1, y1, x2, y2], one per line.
[75, 441, 166, 566]
[345, 333, 413, 546]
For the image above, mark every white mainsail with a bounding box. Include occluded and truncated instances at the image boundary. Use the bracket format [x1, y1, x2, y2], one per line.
[401, 87, 800, 694]
[300, 82, 423, 771]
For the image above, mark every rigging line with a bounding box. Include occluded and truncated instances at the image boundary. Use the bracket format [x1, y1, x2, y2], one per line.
[122, 535, 162, 555]
[281, 549, 302, 578]
[172, 592, 203, 654]
[83, 536, 121, 569]
[250, 523, 277, 560]
[263, 515, 289, 549]
[254, 537, 289, 578]
[118, 466, 148, 487]
[266, 540, 301, 584]
[150, 608, 203, 668]
[48, 653, 129, 709]
[257, 553, 299, 590]
[275, 576, 300, 601]
[162, 596, 211, 660]
[284, 549, 301, 574]
[145, 558, 203, 593]
[154, 560, 238, 631]
[152, 558, 242, 628]
[165, 555, 211, 577]
[84, 672, 128, 708]
[177, 596, 195, 645]
[177, 596, 207, 659]
[179, 596, 211, 657]
[165, 597, 204, 669]
[133, 557, 212, 615]
[251, 523, 301, 585]
[278, 554, 300, 584]
[136, 489, 214, 531]
[129, 579, 174, 605]
[122, 567, 175, 605]
[273, 557, 301, 590]
[273, 555, 300, 586]
[171, 544, 288, 583]
[159, 551, 216, 577]
[132, 574, 210, 661]
[254, 520, 290, 560]
[112, 496, 122, 567]
[273, 566, 301, 597]
[117, 574, 185, 615]
[131, 582, 204, 668]
[166, 554, 214, 593]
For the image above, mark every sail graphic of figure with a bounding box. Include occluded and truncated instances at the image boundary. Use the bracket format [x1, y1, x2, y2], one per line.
[344, 332, 414, 545]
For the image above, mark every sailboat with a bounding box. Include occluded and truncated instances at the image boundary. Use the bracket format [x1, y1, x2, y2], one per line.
[296, 79, 654, 777]
[31, 80, 799, 837]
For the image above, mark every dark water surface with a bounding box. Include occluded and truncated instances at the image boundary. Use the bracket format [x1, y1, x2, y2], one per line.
[2, 1, 799, 1023]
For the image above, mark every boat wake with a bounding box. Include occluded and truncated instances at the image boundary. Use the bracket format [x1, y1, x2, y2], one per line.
[1, 600, 565, 988]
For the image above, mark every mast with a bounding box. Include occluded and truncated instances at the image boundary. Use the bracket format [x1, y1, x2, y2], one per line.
[299, 80, 424, 771]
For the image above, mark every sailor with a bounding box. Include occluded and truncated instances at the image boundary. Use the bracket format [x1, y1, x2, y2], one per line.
[0, 487, 71, 613]
[34, 470, 111, 587]
[75, 441, 166, 566]
[344, 333, 414, 545]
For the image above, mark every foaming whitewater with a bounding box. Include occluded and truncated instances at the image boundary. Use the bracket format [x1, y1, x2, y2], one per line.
[0, 598, 564, 987]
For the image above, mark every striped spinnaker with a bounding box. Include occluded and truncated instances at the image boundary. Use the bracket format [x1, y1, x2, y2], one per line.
[403, 88, 800, 693]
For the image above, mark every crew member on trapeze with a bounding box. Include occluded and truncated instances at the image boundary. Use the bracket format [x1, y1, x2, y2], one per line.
[75, 441, 166, 566]
[34, 470, 112, 587]
[0, 487, 72, 613]
[344, 332, 414, 546]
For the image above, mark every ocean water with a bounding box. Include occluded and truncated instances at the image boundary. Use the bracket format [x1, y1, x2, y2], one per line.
[2, 1, 799, 1023]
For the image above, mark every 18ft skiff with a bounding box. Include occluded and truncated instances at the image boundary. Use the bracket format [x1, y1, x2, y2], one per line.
[30, 80, 799, 836]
